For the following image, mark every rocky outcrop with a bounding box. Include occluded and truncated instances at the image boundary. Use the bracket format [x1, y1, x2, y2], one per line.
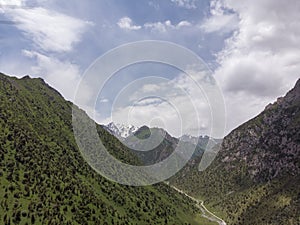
[220, 79, 300, 182]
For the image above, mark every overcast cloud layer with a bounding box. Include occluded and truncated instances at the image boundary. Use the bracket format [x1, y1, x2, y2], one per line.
[0, 0, 299, 137]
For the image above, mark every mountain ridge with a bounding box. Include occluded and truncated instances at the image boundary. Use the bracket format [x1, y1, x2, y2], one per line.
[170, 78, 300, 225]
[0, 72, 210, 225]
[105, 123, 220, 166]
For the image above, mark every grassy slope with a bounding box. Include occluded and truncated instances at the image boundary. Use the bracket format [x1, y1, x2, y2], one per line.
[0, 73, 210, 225]
[170, 156, 300, 225]
[170, 82, 300, 225]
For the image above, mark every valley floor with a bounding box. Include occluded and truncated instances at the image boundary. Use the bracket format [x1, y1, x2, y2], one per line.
[168, 184, 226, 225]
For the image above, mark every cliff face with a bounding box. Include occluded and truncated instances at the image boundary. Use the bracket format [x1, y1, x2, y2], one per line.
[220, 79, 300, 182]
[170, 79, 300, 225]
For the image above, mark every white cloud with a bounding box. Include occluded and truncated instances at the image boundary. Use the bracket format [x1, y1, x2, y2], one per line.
[22, 50, 86, 101]
[99, 98, 109, 103]
[201, 14, 238, 33]
[141, 84, 162, 93]
[212, 0, 300, 133]
[2, 0, 298, 139]
[144, 21, 168, 33]
[117, 17, 192, 33]
[0, 0, 24, 7]
[134, 97, 164, 106]
[177, 20, 192, 28]
[201, 0, 238, 33]
[103, 70, 219, 138]
[4, 7, 92, 52]
[21, 50, 102, 120]
[117, 17, 141, 30]
[171, 0, 197, 9]
[117, 17, 191, 33]
[145, 20, 191, 33]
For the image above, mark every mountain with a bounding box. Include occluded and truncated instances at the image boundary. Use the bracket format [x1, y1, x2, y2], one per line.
[180, 135, 222, 148]
[124, 126, 179, 166]
[170, 79, 300, 225]
[0, 73, 213, 225]
[104, 122, 139, 140]
[105, 123, 220, 166]
[180, 134, 209, 146]
[109, 125, 218, 167]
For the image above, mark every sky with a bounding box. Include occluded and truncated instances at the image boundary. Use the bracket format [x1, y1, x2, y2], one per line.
[0, 0, 299, 137]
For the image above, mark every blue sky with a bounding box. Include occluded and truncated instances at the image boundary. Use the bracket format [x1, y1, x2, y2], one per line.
[0, 0, 299, 137]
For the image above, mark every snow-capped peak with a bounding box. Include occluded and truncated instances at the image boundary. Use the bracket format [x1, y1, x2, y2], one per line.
[105, 122, 139, 139]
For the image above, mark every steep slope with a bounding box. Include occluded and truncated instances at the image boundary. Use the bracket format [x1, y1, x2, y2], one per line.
[0, 73, 209, 225]
[170, 79, 300, 225]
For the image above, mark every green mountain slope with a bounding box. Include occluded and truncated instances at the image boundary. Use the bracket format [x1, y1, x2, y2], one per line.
[0, 73, 209, 225]
[170, 79, 300, 225]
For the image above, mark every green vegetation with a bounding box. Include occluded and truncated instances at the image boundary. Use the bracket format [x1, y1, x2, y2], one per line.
[125, 127, 177, 166]
[0, 73, 210, 224]
[170, 156, 300, 225]
[170, 79, 300, 225]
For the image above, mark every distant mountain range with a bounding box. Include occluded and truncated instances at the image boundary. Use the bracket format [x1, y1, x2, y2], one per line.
[104, 122, 218, 150]
[103, 122, 220, 166]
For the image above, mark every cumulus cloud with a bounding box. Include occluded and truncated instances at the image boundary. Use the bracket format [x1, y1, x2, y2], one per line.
[0, 0, 24, 7]
[171, 0, 197, 9]
[2, 0, 298, 138]
[145, 20, 191, 33]
[200, 0, 238, 33]
[116, 16, 193, 33]
[117, 17, 141, 30]
[117, 17, 192, 33]
[102, 69, 223, 138]
[212, 0, 300, 132]
[4, 7, 92, 52]
[177, 20, 192, 28]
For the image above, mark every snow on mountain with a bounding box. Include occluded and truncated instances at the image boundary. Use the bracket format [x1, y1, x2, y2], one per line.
[104, 122, 139, 139]
[104, 123, 222, 153]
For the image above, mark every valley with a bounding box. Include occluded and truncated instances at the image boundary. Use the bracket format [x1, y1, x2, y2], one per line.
[0, 73, 211, 225]
[168, 183, 226, 225]
[1, 0, 299, 224]
[0, 72, 299, 224]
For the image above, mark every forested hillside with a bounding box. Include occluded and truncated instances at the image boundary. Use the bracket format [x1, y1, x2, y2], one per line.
[0, 73, 210, 225]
